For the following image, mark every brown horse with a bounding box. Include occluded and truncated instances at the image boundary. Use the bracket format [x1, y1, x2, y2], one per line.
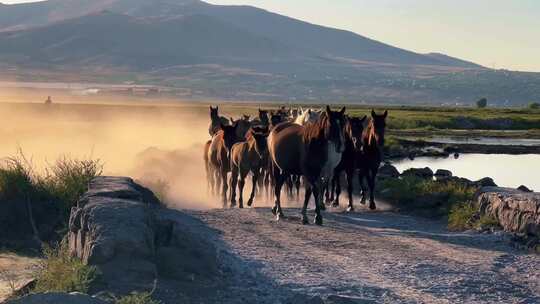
[208, 106, 230, 136]
[230, 126, 269, 208]
[329, 115, 366, 211]
[268, 106, 346, 225]
[358, 110, 388, 210]
[207, 122, 241, 205]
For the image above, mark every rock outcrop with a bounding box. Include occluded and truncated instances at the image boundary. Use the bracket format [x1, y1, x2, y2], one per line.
[475, 187, 540, 238]
[378, 163, 400, 179]
[434, 169, 452, 181]
[67, 176, 218, 295]
[401, 167, 433, 179]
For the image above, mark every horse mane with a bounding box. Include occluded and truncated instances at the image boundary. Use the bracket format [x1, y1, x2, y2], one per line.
[303, 112, 329, 142]
[363, 118, 378, 146]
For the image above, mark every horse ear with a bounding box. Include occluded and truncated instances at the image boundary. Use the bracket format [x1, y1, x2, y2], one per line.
[383, 110, 388, 118]
[361, 115, 367, 122]
[308, 109, 312, 114]
[371, 110, 376, 118]
[326, 105, 332, 116]
[340, 107, 346, 115]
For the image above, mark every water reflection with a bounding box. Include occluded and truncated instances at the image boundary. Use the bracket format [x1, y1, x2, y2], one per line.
[392, 154, 540, 191]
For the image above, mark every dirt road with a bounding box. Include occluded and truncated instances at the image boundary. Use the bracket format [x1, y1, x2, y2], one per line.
[186, 206, 540, 304]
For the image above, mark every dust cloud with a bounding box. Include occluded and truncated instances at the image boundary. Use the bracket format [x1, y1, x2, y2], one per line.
[0, 92, 229, 210]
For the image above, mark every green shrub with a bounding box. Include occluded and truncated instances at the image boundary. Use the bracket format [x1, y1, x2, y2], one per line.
[0, 152, 102, 244]
[0, 156, 35, 201]
[116, 292, 161, 304]
[448, 202, 476, 231]
[529, 102, 540, 110]
[43, 157, 103, 220]
[34, 242, 98, 293]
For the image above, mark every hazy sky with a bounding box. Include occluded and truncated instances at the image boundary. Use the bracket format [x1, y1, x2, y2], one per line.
[4, 0, 540, 71]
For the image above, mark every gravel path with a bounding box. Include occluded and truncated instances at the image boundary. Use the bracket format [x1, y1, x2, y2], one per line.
[187, 207, 540, 304]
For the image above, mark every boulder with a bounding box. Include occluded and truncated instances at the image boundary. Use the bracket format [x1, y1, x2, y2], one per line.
[475, 187, 540, 237]
[378, 164, 399, 179]
[67, 176, 219, 295]
[434, 169, 452, 181]
[68, 177, 159, 293]
[6, 292, 107, 304]
[401, 167, 433, 179]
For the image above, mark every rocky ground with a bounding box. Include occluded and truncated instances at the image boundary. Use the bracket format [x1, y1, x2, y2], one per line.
[180, 206, 540, 304]
[0, 252, 40, 302]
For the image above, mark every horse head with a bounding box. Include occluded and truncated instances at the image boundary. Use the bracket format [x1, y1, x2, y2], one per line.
[220, 122, 240, 154]
[325, 106, 347, 153]
[250, 126, 270, 159]
[370, 110, 388, 147]
[270, 111, 284, 127]
[210, 106, 219, 120]
[258, 109, 269, 125]
[348, 115, 367, 150]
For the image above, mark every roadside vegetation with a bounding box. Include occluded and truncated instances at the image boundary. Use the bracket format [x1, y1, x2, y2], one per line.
[34, 242, 98, 294]
[0, 151, 102, 248]
[377, 175, 502, 231]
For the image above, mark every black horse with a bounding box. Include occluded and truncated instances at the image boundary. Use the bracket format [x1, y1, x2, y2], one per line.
[330, 115, 366, 211]
[358, 110, 387, 210]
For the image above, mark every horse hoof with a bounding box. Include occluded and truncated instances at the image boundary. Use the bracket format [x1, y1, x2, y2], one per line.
[360, 199, 367, 205]
[369, 203, 376, 210]
[247, 199, 254, 207]
[331, 202, 339, 208]
[301, 216, 309, 225]
[320, 204, 326, 211]
[314, 215, 323, 226]
[271, 206, 277, 215]
[239, 204, 244, 209]
[346, 206, 354, 213]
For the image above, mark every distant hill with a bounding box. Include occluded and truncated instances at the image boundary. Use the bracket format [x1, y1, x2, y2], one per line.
[1, 0, 539, 105]
[0, 11, 292, 68]
[0, 0, 481, 68]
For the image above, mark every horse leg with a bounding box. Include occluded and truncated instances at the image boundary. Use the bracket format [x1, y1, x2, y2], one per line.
[301, 182, 312, 225]
[238, 170, 248, 209]
[346, 169, 354, 212]
[272, 168, 286, 220]
[221, 170, 228, 207]
[368, 168, 377, 210]
[230, 166, 238, 207]
[247, 172, 259, 207]
[215, 169, 222, 197]
[286, 175, 294, 200]
[295, 175, 301, 201]
[358, 170, 367, 205]
[312, 179, 323, 226]
[324, 177, 332, 205]
[333, 172, 341, 208]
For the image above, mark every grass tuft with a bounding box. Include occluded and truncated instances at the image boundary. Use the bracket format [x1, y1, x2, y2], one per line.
[447, 202, 477, 231]
[34, 242, 98, 293]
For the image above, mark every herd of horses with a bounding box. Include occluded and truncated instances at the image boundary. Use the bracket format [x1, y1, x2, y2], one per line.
[204, 105, 387, 225]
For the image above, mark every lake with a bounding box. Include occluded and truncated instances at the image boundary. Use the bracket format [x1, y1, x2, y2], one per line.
[392, 154, 540, 191]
